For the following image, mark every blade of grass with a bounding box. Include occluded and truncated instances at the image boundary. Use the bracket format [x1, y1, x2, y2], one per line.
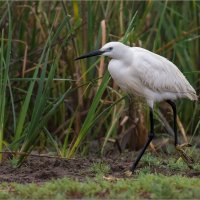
[43, 127, 61, 156]
[0, 2, 12, 161]
[67, 70, 111, 158]
[18, 50, 56, 156]
[101, 98, 125, 154]
[13, 34, 52, 147]
[15, 86, 72, 166]
[13, 13, 68, 149]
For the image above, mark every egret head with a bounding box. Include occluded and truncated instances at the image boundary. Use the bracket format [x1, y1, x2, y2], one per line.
[75, 42, 128, 60]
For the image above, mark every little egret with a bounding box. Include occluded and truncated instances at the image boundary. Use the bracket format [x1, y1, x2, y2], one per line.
[75, 42, 198, 172]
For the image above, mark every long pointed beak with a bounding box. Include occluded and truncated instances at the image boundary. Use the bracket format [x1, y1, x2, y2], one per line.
[75, 49, 104, 60]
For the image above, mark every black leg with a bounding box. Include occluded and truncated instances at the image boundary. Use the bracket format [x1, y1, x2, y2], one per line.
[166, 100, 178, 146]
[166, 100, 194, 168]
[131, 108, 154, 172]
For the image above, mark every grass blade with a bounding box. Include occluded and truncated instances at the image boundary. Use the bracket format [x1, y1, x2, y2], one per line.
[67, 70, 111, 158]
[0, 2, 12, 161]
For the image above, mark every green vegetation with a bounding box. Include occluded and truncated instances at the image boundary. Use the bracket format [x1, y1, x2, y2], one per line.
[0, 0, 199, 167]
[0, 173, 200, 199]
[1, 150, 200, 199]
[90, 162, 111, 175]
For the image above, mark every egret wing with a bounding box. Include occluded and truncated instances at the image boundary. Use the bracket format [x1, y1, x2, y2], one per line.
[132, 48, 197, 100]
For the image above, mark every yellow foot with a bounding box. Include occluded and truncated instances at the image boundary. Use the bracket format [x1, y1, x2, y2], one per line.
[176, 143, 194, 169]
[124, 170, 133, 177]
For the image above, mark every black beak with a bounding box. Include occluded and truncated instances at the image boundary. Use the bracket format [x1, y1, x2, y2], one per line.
[75, 49, 104, 60]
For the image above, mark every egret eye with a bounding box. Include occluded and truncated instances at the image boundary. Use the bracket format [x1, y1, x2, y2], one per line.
[109, 47, 113, 51]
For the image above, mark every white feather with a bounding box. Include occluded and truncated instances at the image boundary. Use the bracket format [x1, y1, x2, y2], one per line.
[101, 42, 197, 108]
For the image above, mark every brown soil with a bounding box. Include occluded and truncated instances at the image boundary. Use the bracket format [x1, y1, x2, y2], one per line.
[0, 151, 200, 184]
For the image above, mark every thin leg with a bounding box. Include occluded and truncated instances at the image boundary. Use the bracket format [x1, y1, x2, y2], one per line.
[166, 100, 194, 168]
[131, 108, 154, 172]
[166, 100, 178, 146]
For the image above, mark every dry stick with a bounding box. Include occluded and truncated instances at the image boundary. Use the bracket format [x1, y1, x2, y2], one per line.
[105, 138, 122, 153]
[149, 142, 156, 152]
[22, 44, 28, 78]
[98, 20, 106, 86]
[177, 116, 188, 143]
[18, 59, 54, 77]
[23, 65, 41, 75]
[0, 151, 66, 159]
[156, 26, 200, 53]
[157, 109, 189, 143]
[157, 109, 174, 137]
[119, 0, 124, 35]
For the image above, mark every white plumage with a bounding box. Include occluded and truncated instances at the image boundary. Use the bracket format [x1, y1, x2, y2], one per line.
[101, 42, 197, 108]
[75, 41, 197, 172]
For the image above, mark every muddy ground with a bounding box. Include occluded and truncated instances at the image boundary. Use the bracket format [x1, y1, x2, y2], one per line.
[0, 150, 200, 184]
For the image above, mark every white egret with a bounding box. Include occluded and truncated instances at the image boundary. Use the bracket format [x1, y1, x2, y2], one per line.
[75, 42, 198, 172]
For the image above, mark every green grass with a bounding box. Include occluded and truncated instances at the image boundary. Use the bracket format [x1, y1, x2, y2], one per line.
[1, 149, 200, 199]
[0, 2, 12, 161]
[1, 173, 200, 199]
[90, 162, 111, 175]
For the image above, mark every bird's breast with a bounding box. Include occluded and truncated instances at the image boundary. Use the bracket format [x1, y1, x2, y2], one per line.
[108, 59, 139, 94]
[108, 60, 148, 97]
[108, 60, 127, 90]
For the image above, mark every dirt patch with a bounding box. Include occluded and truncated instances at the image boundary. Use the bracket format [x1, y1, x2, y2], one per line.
[0, 156, 96, 183]
[0, 151, 199, 184]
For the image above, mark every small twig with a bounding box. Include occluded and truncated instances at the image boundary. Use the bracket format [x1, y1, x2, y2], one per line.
[0, 151, 66, 159]
[115, 139, 122, 153]
[177, 116, 188, 143]
[157, 109, 189, 143]
[98, 20, 106, 86]
[157, 109, 174, 137]
[156, 26, 200, 53]
[149, 142, 157, 152]
[22, 42, 28, 78]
